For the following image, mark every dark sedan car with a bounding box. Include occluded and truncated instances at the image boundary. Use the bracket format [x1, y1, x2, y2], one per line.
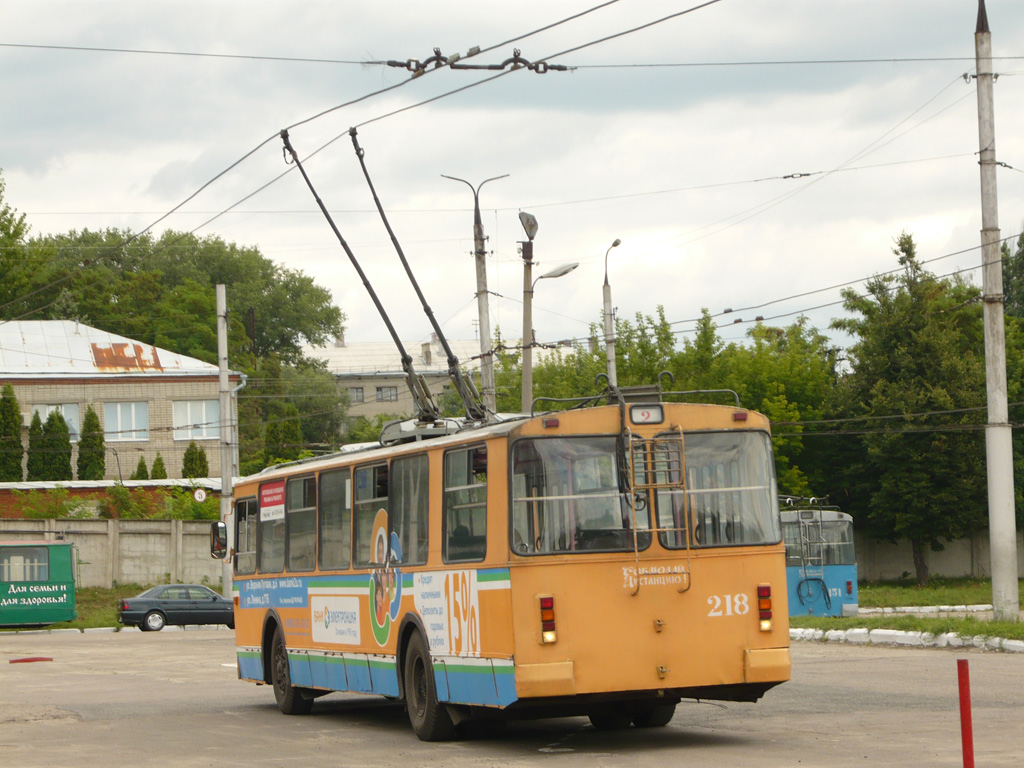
[118, 584, 234, 632]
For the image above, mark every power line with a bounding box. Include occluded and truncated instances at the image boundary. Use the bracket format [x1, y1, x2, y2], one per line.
[0, 41, 374, 64]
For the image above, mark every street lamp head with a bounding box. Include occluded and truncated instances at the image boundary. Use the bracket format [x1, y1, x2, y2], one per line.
[540, 262, 579, 280]
[519, 211, 539, 241]
[604, 238, 621, 283]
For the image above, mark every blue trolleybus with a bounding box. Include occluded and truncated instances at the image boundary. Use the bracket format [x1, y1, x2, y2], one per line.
[780, 498, 858, 617]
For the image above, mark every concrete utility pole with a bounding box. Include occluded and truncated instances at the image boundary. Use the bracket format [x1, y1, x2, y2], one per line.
[216, 285, 233, 599]
[602, 239, 621, 387]
[442, 174, 508, 412]
[974, 0, 1019, 622]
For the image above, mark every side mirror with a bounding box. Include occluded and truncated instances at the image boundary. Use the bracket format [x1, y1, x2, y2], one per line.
[210, 521, 228, 560]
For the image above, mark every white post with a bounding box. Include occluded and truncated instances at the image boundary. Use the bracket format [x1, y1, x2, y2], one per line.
[603, 239, 621, 387]
[216, 284, 233, 599]
[521, 245, 534, 413]
[974, 1, 1019, 622]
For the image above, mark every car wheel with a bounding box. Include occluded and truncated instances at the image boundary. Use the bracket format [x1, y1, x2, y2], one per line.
[403, 632, 455, 741]
[271, 625, 312, 715]
[143, 611, 166, 632]
[632, 703, 676, 728]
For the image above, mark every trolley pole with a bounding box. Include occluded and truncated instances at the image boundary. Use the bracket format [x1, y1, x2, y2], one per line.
[217, 285, 233, 599]
[974, 0, 1019, 622]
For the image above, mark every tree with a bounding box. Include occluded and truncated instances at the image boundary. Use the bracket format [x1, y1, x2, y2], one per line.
[0, 172, 29, 247]
[182, 441, 209, 478]
[76, 405, 105, 481]
[130, 456, 149, 480]
[26, 411, 45, 481]
[42, 410, 73, 481]
[827, 232, 987, 584]
[0, 384, 24, 481]
[151, 453, 168, 480]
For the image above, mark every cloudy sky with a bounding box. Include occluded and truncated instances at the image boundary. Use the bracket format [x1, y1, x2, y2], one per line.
[4, 0, 1024, 362]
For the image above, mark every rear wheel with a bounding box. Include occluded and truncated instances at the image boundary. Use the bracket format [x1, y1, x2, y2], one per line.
[271, 625, 313, 715]
[143, 611, 165, 632]
[403, 632, 455, 741]
[632, 703, 676, 728]
[588, 709, 633, 730]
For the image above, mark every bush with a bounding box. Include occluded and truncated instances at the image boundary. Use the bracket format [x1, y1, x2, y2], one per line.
[98, 484, 152, 519]
[10, 488, 95, 519]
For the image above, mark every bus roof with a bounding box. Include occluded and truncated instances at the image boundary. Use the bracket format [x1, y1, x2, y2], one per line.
[0, 540, 72, 547]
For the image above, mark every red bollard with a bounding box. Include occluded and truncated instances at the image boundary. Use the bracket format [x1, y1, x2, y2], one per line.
[957, 659, 974, 768]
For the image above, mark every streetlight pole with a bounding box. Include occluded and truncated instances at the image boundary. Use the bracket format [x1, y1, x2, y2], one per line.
[522, 259, 578, 413]
[442, 174, 508, 412]
[602, 238, 622, 387]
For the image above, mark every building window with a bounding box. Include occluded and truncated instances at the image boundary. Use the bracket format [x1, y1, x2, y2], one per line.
[34, 404, 80, 443]
[104, 402, 149, 441]
[376, 386, 398, 402]
[348, 387, 364, 404]
[173, 400, 219, 440]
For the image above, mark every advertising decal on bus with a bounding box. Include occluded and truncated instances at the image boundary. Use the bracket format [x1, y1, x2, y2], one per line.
[260, 481, 285, 521]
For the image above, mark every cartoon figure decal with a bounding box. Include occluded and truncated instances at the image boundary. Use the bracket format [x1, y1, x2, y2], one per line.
[369, 509, 402, 646]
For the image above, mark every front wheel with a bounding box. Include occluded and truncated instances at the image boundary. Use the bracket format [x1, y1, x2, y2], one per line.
[143, 611, 166, 632]
[271, 625, 312, 715]
[403, 633, 455, 741]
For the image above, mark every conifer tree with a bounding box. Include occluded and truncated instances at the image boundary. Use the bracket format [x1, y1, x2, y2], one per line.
[42, 410, 73, 481]
[151, 452, 168, 479]
[0, 384, 24, 482]
[76, 404, 105, 481]
[182, 440, 209, 478]
[26, 410, 45, 481]
[130, 456, 149, 480]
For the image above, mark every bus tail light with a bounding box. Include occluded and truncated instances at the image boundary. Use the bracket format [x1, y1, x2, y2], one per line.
[757, 584, 773, 632]
[539, 595, 557, 644]
[846, 580, 853, 596]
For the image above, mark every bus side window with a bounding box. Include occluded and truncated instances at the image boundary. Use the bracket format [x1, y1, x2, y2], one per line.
[392, 454, 428, 566]
[353, 463, 388, 568]
[235, 498, 257, 575]
[286, 476, 317, 572]
[319, 469, 351, 571]
[0, 546, 49, 582]
[443, 446, 487, 563]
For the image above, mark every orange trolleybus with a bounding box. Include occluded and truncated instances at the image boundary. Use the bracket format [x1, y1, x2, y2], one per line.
[212, 391, 790, 740]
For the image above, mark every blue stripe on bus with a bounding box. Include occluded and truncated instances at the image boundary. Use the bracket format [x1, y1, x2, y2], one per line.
[437, 660, 518, 707]
[432, 660, 449, 700]
[288, 652, 313, 687]
[240, 647, 517, 708]
[368, 656, 400, 696]
[237, 651, 263, 681]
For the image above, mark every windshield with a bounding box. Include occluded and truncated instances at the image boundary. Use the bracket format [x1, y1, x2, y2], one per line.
[655, 431, 780, 549]
[511, 436, 651, 554]
[783, 518, 855, 566]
